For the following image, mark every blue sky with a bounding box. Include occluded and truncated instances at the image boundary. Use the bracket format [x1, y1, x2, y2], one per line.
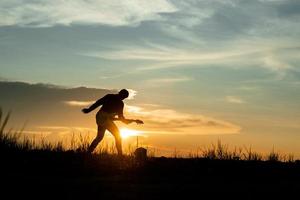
[0, 0, 300, 156]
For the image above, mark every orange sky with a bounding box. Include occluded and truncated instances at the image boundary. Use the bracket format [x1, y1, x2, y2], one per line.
[0, 81, 299, 158]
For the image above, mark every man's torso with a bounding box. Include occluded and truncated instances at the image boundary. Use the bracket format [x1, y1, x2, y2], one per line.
[99, 94, 123, 115]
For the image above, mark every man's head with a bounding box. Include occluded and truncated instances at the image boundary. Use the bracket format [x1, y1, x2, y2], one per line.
[118, 89, 129, 100]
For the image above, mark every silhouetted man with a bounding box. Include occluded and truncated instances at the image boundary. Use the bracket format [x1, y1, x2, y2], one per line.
[82, 89, 143, 155]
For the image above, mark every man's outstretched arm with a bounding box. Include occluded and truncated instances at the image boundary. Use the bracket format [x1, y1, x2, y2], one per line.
[117, 113, 131, 124]
[115, 104, 130, 124]
[82, 96, 106, 114]
[115, 113, 143, 124]
[114, 105, 143, 124]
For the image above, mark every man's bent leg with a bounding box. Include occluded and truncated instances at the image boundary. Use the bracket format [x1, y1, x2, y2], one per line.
[88, 125, 105, 153]
[106, 122, 122, 156]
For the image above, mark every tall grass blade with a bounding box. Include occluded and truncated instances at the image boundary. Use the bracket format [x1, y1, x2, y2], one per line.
[0, 110, 11, 134]
[0, 108, 2, 128]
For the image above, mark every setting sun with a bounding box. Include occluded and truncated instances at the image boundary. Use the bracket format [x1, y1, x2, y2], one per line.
[120, 128, 141, 139]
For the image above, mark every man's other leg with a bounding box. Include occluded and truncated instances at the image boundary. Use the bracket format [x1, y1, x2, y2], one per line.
[88, 125, 106, 153]
[107, 122, 122, 155]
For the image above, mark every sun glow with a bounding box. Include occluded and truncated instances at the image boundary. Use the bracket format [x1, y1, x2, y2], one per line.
[120, 128, 141, 139]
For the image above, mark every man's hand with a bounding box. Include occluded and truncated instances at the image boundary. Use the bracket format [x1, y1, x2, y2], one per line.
[82, 108, 90, 114]
[134, 119, 144, 124]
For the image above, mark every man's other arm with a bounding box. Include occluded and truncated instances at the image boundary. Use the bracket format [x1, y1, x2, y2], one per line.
[82, 95, 107, 114]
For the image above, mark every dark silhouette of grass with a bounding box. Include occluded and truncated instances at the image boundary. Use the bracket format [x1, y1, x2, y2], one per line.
[1, 108, 300, 200]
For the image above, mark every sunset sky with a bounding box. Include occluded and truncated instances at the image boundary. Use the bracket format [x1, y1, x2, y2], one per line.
[1, 0, 300, 157]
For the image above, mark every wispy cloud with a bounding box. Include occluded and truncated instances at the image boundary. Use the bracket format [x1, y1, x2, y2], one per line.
[125, 105, 241, 135]
[64, 101, 94, 106]
[0, 0, 177, 27]
[81, 40, 298, 81]
[127, 89, 137, 100]
[226, 96, 245, 104]
[82, 45, 255, 62]
[145, 77, 192, 87]
[81, 43, 264, 73]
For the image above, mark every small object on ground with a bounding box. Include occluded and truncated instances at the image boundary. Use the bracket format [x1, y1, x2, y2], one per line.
[134, 147, 147, 162]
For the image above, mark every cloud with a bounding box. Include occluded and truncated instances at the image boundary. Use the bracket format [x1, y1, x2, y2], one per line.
[125, 105, 241, 135]
[64, 101, 94, 106]
[0, 0, 177, 27]
[2, 0, 299, 79]
[226, 96, 245, 104]
[82, 44, 254, 62]
[81, 42, 265, 72]
[82, 41, 299, 82]
[145, 77, 192, 87]
[127, 89, 137, 100]
[0, 81, 114, 130]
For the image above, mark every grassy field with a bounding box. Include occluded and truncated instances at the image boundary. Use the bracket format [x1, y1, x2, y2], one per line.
[1, 109, 300, 200]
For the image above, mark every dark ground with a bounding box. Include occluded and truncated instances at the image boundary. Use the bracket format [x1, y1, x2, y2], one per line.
[1, 150, 300, 200]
